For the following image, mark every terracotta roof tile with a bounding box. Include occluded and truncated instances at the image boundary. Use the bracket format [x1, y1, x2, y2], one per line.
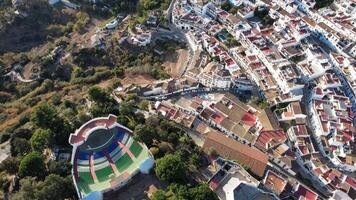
[264, 170, 287, 195]
[203, 131, 268, 177]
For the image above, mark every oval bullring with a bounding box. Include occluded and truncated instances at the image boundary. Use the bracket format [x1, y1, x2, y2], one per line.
[69, 115, 154, 199]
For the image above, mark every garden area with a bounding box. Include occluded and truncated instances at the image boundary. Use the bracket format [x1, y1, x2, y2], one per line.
[215, 29, 240, 48]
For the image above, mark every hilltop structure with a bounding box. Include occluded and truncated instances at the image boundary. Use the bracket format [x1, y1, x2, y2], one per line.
[69, 115, 154, 199]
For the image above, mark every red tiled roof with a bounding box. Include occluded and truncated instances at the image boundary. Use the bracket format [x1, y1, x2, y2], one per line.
[346, 176, 356, 188]
[211, 113, 225, 124]
[292, 125, 308, 136]
[264, 170, 287, 195]
[294, 185, 318, 200]
[255, 130, 286, 151]
[247, 55, 258, 62]
[203, 131, 268, 177]
[241, 112, 257, 126]
[298, 145, 309, 155]
[218, 10, 229, 18]
[342, 131, 353, 141]
[225, 58, 236, 67]
[213, 47, 222, 55]
[336, 56, 344, 64]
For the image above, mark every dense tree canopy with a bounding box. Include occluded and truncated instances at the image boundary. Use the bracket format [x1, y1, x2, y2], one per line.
[30, 129, 52, 152]
[11, 175, 75, 200]
[139, 0, 170, 11]
[35, 174, 75, 200]
[133, 124, 158, 146]
[88, 86, 111, 104]
[155, 153, 187, 183]
[88, 86, 119, 117]
[11, 177, 37, 200]
[152, 183, 218, 200]
[18, 152, 46, 178]
[315, 0, 334, 9]
[30, 103, 59, 130]
[189, 184, 218, 200]
[30, 103, 72, 146]
[11, 138, 31, 156]
[152, 189, 167, 200]
[0, 157, 19, 175]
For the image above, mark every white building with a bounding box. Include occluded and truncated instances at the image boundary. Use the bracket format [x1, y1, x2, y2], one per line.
[199, 63, 232, 88]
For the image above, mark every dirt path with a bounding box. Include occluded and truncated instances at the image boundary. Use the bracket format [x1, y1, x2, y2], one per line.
[0, 141, 10, 163]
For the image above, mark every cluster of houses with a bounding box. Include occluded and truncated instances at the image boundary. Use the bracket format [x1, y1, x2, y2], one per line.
[287, 124, 356, 199]
[204, 156, 322, 200]
[149, 92, 345, 200]
[309, 70, 356, 171]
[140, 0, 356, 199]
[112, 0, 356, 197]
[172, 0, 356, 105]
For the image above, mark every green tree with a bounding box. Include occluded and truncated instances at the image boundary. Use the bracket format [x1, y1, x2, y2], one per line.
[138, 100, 149, 111]
[11, 138, 31, 156]
[35, 174, 76, 200]
[50, 94, 61, 106]
[155, 153, 186, 183]
[73, 11, 90, 32]
[190, 184, 218, 200]
[31, 103, 72, 146]
[167, 183, 190, 199]
[119, 101, 135, 116]
[30, 103, 58, 130]
[77, 111, 91, 124]
[254, 7, 275, 27]
[88, 86, 110, 104]
[18, 152, 46, 178]
[30, 129, 52, 152]
[48, 160, 72, 177]
[315, 0, 334, 9]
[12, 175, 76, 200]
[158, 183, 218, 200]
[0, 171, 10, 196]
[11, 177, 37, 200]
[221, 2, 232, 12]
[152, 189, 167, 200]
[0, 157, 19, 175]
[133, 124, 157, 147]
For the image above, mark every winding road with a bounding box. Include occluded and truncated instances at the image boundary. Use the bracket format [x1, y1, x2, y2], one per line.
[3, 70, 35, 83]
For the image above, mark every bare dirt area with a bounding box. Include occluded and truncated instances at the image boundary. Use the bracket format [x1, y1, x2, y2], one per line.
[121, 74, 156, 85]
[0, 107, 33, 131]
[97, 79, 115, 88]
[163, 49, 189, 78]
[22, 63, 36, 79]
